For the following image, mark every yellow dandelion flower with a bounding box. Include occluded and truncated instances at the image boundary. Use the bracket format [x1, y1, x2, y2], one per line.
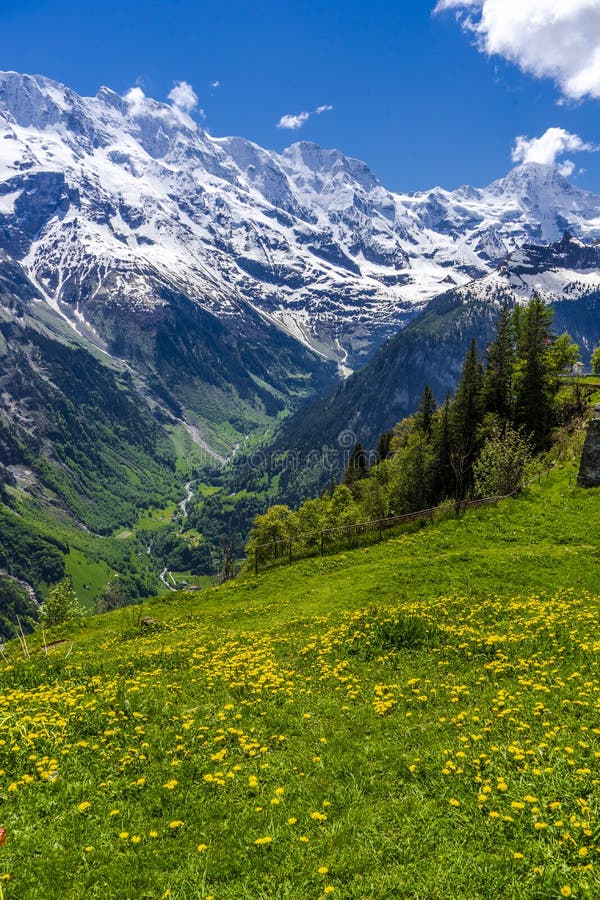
[318, 866, 329, 875]
[119, 832, 129, 840]
[287, 817, 297, 825]
[324, 889, 335, 896]
[109, 809, 120, 817]
[163, 779, 178, 790]
[449, 798, 460, 807]
[168, 821, 184, 829]
[77, 801, 91, 812]
[560, 888, 572, 897]
[131, 835, 141, 844]
[254, 836, 272, 846]
[197, 843, 208, 852]
[149, 830, 158, 838]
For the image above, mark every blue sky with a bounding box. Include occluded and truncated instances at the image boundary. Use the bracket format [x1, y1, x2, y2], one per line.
[1, 0, 599, 193]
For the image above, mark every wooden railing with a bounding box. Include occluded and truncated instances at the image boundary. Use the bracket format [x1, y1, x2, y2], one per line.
[251, 486, 524, 574]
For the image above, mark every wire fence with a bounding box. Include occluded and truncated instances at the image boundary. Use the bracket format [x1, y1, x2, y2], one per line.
[251, 485, 525, 575]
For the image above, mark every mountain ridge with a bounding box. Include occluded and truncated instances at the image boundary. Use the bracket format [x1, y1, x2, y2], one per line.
[3, 70, 600, 383]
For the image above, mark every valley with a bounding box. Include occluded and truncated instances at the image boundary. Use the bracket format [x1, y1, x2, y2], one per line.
[2, 72, 600, 624]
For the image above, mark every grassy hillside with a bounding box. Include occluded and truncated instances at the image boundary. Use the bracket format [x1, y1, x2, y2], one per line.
[0, 457, 599, 898]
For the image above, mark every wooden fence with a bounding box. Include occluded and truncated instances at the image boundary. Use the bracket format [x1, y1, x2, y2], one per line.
[252, 487, 523, 574]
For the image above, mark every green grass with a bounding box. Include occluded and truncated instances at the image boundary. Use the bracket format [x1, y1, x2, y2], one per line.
[132, 502, 178, 533]
[1, 459, 600, 898]
[165, 424, 207, 475]
[64, 548, 114, 608]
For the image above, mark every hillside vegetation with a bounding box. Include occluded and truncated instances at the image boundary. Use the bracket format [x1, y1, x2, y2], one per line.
[0, 453, 599, 898]
[244, 300, 593, 567]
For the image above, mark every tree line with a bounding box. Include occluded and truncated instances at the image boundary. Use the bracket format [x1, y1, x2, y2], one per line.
[245, 298, 586, 563]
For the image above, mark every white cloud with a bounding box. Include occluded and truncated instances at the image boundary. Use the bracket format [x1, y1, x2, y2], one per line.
[511, 127, 598, 172]
[434, 0, 600, 101]
[277, 111, 311, 130]
[276, 103, 333, 130]
[210, 80, 220, 89]
[168, 80, 198, 112]
[557, 159, 575, 177]
[123, 83, 204, 124]
[124, 86, 148, 116]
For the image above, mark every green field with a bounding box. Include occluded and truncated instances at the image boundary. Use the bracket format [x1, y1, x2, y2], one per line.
[1, 455, 600, 898]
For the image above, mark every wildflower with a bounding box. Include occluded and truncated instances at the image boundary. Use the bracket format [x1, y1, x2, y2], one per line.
[197, 844, 208, 852]
[449, 798, 460, 807]
[109, 809, 120, 817]
[560, 888, 572, 897]
[324, 889, 335, 896]
[318, 866, 329, 875]
[77, 801, 91, 813]
[254, 836, 272, 846]
[163, 779, 178, 790]
[119, 832, 129, 840]
[168, 821, 184, 829]
[287, 817, 297, 825]
[149, 830, 158, 838]
[131, 835, 141, 843]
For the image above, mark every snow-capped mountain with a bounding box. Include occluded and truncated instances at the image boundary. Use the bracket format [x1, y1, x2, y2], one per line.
[2, 71, 600, 374]
[257, 232, 600, 505]
[449, 232, 600, 309]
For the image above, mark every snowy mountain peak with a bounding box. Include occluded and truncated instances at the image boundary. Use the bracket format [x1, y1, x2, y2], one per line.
[1, 71, 600, 373]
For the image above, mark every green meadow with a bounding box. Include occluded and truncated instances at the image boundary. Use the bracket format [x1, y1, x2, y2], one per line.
[0, 456, 599, 898]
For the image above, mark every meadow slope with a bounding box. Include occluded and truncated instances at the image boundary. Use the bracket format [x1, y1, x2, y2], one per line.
[0, 458, 599, 898]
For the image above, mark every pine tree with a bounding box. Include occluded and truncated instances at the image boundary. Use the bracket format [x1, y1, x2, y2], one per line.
[452, 340, 484, 453]
[450, 340, 484, 499]
[510, 303, 525, 348]
[342, 442, 369, 489]
[417, 384, 437, 437]
[433, 392, 453, 500]
[376, 430, 393, 463]
[514, 296, 555, 448]
[483, 304, 515, 422]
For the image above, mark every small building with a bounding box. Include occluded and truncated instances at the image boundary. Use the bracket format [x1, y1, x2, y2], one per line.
[572, 361, 586, 376]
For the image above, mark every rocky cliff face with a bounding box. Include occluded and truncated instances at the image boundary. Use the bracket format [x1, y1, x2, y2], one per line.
[578, 411, 600, 488]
